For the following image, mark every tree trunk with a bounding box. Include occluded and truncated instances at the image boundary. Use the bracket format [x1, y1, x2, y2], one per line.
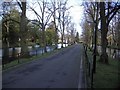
[99, 2, 108, 64]
[42, 25, 47, 53]
[117, 14, 120, 60]
[2, 21, 9, 64]
[93, 22, 97, 73]
[61, 11, 65, 48]
[61, 34, 64, 48]
[53, 18, 58, 50]
[20, 1, 29, 57]
[91, 29, 94, 51]
[93, 2, 99, 73]
[55, 27, 58, 49]
[53, 1, 58, 50]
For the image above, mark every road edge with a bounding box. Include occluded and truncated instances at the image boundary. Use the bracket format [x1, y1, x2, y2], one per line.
[78, 44, 87, 89]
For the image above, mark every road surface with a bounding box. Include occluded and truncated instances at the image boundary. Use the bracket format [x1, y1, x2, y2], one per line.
[2, 44, 85, 88]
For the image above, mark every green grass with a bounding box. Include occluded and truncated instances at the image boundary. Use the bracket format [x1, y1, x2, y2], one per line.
[86, 49, 120, 88]
[3, 46, 71, 71]
[93, 57, 120, 88]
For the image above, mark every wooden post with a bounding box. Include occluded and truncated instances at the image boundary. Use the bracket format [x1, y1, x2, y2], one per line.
[18, 53, 20, 63]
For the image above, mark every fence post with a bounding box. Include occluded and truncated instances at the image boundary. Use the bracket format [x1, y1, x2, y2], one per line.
[83, 43, 94, 88]
[91, 67, 93, 88]
[2, 58, 4, 68]
[18, 53, 20, 64]
[88, 62, 90, 76]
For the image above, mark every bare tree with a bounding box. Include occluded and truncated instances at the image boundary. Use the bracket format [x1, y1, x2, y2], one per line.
[16, 0, 29, 57]
[117, 12, 120, 60]
[108, 14, 118, 47]
[81, 19, 91, 47]
[50, 0, 59, 49]
[69, 23, 76, 45]
[83, 2, 96, 49]
[83, 1, 120, 64]
[57, 0, 72, 48]
[99, 2, 120, 64]
[84, 2, 99, 73]
[30, 0, 53, 53]
[65, 15, 72, 45]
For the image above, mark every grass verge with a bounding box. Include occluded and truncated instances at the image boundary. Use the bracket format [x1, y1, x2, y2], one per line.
[93, 57, 120, 88]
[3, 45, 71, 71]
[86, 49, 120, 88]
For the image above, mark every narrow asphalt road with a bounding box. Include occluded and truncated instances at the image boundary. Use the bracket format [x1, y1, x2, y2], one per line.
[2, 44, 85, 88]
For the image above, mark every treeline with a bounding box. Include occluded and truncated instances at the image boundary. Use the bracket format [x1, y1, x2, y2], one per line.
[1, 0, 79, 62]
[81, 1, 120, 66]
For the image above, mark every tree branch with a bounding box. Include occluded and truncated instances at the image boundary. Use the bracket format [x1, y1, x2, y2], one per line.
[16, 0, 22, 10]
[30, 7, 42, 22]
[45, 13, 53, 26]
[107, 6, 120, 25]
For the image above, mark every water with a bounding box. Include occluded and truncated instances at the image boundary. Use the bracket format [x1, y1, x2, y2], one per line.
[97, 46, 120, 59]
[1, 44, 69, 58]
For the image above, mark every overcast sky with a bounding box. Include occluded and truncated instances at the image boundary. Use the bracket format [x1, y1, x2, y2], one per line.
[26, 0, 84, 35]
[68, 0, 84, 35]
